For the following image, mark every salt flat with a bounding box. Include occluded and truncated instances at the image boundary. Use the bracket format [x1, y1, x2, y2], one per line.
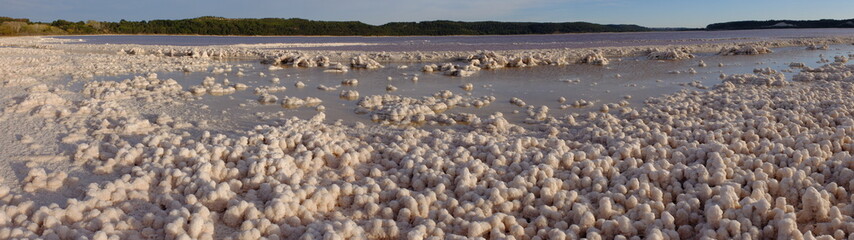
[0, 35, 853, 239]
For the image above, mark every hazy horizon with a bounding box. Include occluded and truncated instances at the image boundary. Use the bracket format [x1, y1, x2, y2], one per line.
[2, 0, 854, 28]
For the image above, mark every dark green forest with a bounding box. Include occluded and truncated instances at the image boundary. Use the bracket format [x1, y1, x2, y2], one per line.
[707, 19, 854, 30]
[0, 16, 649, 36]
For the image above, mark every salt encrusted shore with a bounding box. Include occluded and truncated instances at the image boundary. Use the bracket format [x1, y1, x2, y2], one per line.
[0, 36, 853, 239]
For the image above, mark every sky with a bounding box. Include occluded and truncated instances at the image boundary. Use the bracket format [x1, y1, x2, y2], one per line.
[2, 0, 854, 28]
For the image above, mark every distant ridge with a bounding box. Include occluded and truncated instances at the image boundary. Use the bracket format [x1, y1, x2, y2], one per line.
[0, 16, 650, 36]
[707, 18, 854, 30]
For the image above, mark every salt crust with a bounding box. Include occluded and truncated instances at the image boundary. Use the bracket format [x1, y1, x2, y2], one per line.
[2, 36, 854, 239]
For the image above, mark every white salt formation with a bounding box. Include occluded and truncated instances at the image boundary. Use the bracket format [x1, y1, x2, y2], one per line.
[4, 91, 70, 117]
[339, 90, 360, 100]
[263, 54, 331, 68]
[718, 45, 773, 55]
[793, 62, 854, 82]
[350, 55, 384, 69]
[647, 48, 695, 60]
[22, 168, 74, 192]
[578, 52, 610, 65]
[341, 79, 359, 86]
[355, 92, 495, 124]
[187, 76, 248, 96]
[317, 84, 338, 91]
[386, 85, 398, 92]
[807, 44, 829, 50]
[718, 69, 787, 88]
[83, 74, 186, 100]
[324, 63, 350, 73]
[509, 97, 527, 107]
[257, 93, 279, 104]
[463, 51, 570, 69]
[422, 63, 480, 77]
[280, 96, 322, 108]
[253, 86, 286, 95]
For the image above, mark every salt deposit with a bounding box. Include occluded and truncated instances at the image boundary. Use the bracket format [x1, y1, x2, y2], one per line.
[578, 52, 610, 65]
[718, 45, 773, 55]
[317, 84, 338, 91]
[385, 85, 398, 92]
[264, 54, 331, 68]
[355, 92, 495, 124]
[253, 86, 286, 95]
[281, 96, 323, 108]
[257, 93, 279, 104]
[807, 44, 829, 50]
[341, 79, 359, 86]
[647, 48, 695, 60]
[350, 55, 384, 69]
[339, 90, 360, 100]
[2, 35, 854, 240]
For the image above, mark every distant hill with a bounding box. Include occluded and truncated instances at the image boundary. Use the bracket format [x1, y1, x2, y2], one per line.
[707, 19, 854, 30]
[0, 16, 650, 36]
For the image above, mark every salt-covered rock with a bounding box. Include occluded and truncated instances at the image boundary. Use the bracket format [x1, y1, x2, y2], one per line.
[647, 48, 695, 60]
[718, 45, 773, 55]
[578, 52, 609, 65]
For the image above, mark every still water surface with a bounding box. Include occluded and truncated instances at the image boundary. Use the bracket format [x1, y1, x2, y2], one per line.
[55, 28, 854, 51]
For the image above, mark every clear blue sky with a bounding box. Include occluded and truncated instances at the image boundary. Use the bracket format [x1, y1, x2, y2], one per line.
[2, 0, 854, 28]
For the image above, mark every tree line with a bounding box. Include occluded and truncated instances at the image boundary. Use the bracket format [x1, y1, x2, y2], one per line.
[707, 19, 854, 30]
[1, 16, 649, 36]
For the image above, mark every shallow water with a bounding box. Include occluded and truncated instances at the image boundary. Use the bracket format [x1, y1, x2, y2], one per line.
[78, 44, 854, 130]
[54, 28, 854, 51]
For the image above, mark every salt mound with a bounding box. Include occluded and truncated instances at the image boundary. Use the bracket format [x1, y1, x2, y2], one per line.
[719, 68, 786, 87]
[350, 55, 384, 69]
[385, 85, 398, 92]
[84, 75, 185, 100]
[578, 52, 609, 65]
[324, 63, 350, 73]
[355, 92, 495, 124]
[718, 45, 773, 55]
[464, 51, 569, 69]
[253, 86, 286, 95]
[4, 92, 70, 116]
[647, 48, 695, 60]
[187, 76, 248, 96]
[22, 168, 73, 192]
[422, 63, 479, 77]
[263, 54, 330, 68]
[2, 77, 37, 87]
[341, 79, 359, 86]
[793, 63, 854, 82]
[281, 96, 322, 108]
[806, 44, 829, 50]
[339, 90, 360, 100]
[257, 93, 279, 104]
